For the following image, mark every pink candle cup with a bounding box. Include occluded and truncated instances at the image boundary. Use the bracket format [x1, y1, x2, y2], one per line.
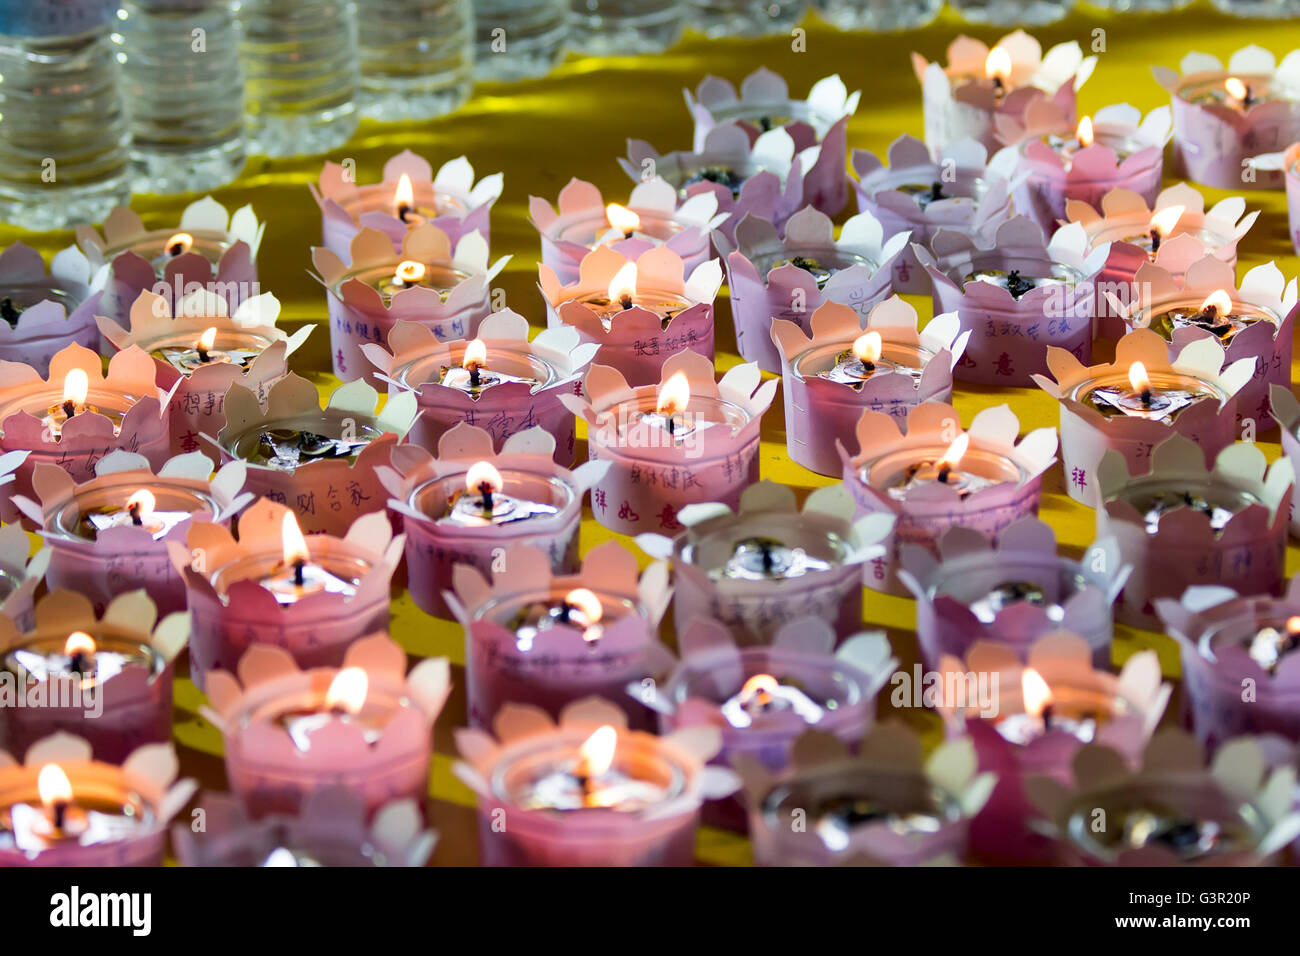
[0, 242, 104, 376]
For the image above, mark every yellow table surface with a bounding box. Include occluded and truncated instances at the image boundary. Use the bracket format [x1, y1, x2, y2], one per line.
[5, 1, 1300, 866]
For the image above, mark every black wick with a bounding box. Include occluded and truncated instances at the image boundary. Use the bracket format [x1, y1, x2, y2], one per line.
[1141, 385, 1153, 407]
[52, 800, 68, 830]
[197, 343, 210, 363]
[1004, 269, 1033, 300]
[128, 501, 144, 526]
[928, 181, 946, 203]
[619, 292, 634, 310]
[476, 480, 495, 514]
[1041, 704, 1054, 729]
[1149, 228, 1162, 253]
[68, 650, 90, 675]
[292, 558, 306, 587]
[937, 462, 953, 484]
[61, 399, 78, 419]
[167, 240, 187, 257]
[0, 297, 20, 327]
[992, 75, 1005, 98]
[760, 540, 774, 574]
[397, 203, 412, 223]
[467, 362, 482, 388]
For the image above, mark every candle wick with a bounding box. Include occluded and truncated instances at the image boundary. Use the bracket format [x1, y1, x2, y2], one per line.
[1042, 704, 1054, 730]
[937, 463, 952, 484]
[861, 359, 875, 374]
[477, 481, 494, 513]
[128, 501, 143, 526]
[69, 651, 88, 674]
[168, 242, 185, 257]
[992, 75, 1004, 98]
[52, 799, 67, 831]
[619, 294, 634, 310]
[61, 399, 77, 419]
[397, 203, 411, 223]
[197, 345, 210, 363]
[760, 541, 774, 574]
[467, 362, 481, 388]
[1149, 229, 1161, 253]
[622, 230, 633, 240]
[556, 602, 572, 623]
[1140, 387, 1152, 407]
[292, 558, 305, 587]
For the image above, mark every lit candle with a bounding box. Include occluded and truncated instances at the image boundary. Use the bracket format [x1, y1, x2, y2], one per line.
[1083, 360, 1219, 422]
[596, 204, 644, 245]
[576, 261, 690, 330]
[719, 673, 825, 729]
[962, 265, 1075, 301]
[5, 630, 161, 692]
[273, 667, 396, 752]
[506, 587, 608, 651]
[392, 174, 430, 226]
[816, 331, 908, 389]
[0, 763, 151, 852]
[1144, 204, 1186, 256]
[1113, 481, 1263, 536]
[437, 461, 559, 528]
[38, 368, 129, 437]
[516, 725, 671, 811]
[436, 339, 540, 396]
[259, 512, 360, 606]
[76, 488, 194, 541]
[993, 668, 1114, 746]
[148, 232, 195, 272]
[985, 46, 1012, 99]
[1144, 288, 1275, 345]
[633, 371, 711, 443]
[885, 433, 1002, 499]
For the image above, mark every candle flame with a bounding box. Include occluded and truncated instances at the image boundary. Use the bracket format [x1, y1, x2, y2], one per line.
[197, 327, 218, 352]
[462, 338, 488, 369]
[61, 368, 89, 408]
[656, 371, 691, 416]
[325, 667, 368, 714]
[940, 433, 969, 470]
[63, 631, 96, 657]
[1076, 116, 1094, 148]
[394, 173, 414, 210]
[564, 587, 603, 626]
[740, 673, 780, 705]
[1287, 616, 1300, 632]
[165, 232, 193, 256]
[125, 489, 155, 519]
[1021, 667, 1054, 719]
[1128, 361, 1151, 394]
[1225, 76, 1249, 102]
[985, 46, 1012, 83]
[465, 460, 503, 496]
[395, 260, 426, 284]
[37, 764, 72, 807]
[577, 725, 617, 779]
[852, 330, 883, 364]
[1148, 205, 1185, 238]
[608, 261, 638, 304]
[281, 511, 309, 567]
[605, 203, 641, 235]
[1200, 289, 1233, 314]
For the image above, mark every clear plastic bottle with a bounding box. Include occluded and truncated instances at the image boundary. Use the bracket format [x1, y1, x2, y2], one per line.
[0, 0, 131, 230]
[474, 0, 567, 82]
[568, 0, 684, 56]
[236, 0, 359, 158]
[114, 1, 247, 195]
[948, 0, 1074, 25]
[813, 0, 944, 30]
[689, 0, 807, 37]
[356, 0, 473, 120]
[1091, 0, 1190, 9]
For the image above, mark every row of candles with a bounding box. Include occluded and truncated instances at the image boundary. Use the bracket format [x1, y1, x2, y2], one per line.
[4, 34, 1300, 868]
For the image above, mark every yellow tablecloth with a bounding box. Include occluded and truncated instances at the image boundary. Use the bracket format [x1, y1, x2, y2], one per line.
[5, 1, 1300, 866]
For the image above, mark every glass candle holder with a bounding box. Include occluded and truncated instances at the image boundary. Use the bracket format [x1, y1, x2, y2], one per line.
[0, 243, 103, 378]
[0, 590, 187, 764]
[205, 634, 449, 818]
[175, 499, 402, 690]
[0, 734, 194, 867]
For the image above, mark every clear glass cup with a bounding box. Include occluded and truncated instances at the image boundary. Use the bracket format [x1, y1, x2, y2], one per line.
[236, 0, 359, 158]
[813, 0, 944, 30]
[356, 0, 474, 120]
[688, 0, 808, 36]
[0, 2, 131, 230]
[474, 0, 568, 82]
[567, 0, 685, 55]
[948, 0, 1074, 25]
[114, 0, 247, 195]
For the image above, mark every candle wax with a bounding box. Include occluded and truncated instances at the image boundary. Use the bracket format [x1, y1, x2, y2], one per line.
[505, 597, 614, 651]
[517, 761, 669, 812]
[1246, 622, 1300, 675]
[437, 487, 559, 527]
[579, 291, 690, 330]
[1118, 808, 1228, 860]
[964, 268, 1070, 300]
[274, 697, 394, 752]
[817, 348, 921, 390]
[1119, 486, 1262, 535]
[1085, 383, 1206, 422]
[7, 637, 159, 689]
[718, 676, 825, 729]
[0, 793, 152, 853]
[1145, 302, 1271, 345]
[810, 796, 947, 851]
[245, 428, 374, 472]
[679, 165, 747, 199]
[260, 559, 360, 605]
[968, 581, 1066, 625]
[83, 505, 195, 541]
[714, 535, 833, 581]
[154, 344, 262, 374]
[435, 364, 539, 397]
[897, 181, 966, 211]
[885, 458, 997, 500]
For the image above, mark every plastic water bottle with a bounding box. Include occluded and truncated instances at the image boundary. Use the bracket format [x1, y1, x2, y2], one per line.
[113, 1, 247, 195]
[568, 0, 685, 55]
[813, 0, 944, 30]
[0, 0, 131, 230]
[236, 0, 359, 157]
[474, 0, 567, 81]
[689, 0, 807, 36]
[356, 0, 473, 120]
[948, 0, 1075, 25]
[1091, 0, 1189, 9]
